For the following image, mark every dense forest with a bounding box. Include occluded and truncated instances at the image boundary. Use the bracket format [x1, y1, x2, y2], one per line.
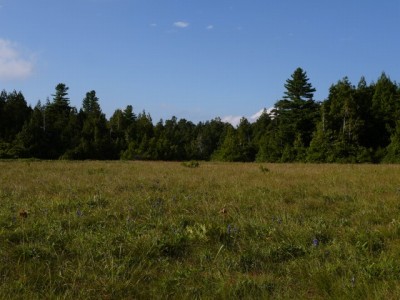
[1, 68, 400, 163]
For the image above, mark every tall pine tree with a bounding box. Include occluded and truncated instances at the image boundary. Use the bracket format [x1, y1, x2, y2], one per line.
[266, 68, 319, 161]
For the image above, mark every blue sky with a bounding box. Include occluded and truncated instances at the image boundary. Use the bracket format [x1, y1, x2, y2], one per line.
[0, 0, 399, 125]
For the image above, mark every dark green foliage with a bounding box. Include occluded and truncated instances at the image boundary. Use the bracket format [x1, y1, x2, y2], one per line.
[193, 118, 228, 160]
[212, 120, 256, 162]
[284, 67, 316, 102]
[258, 67, 320, 162]
[1, 70, 400, 162]
[371, 73, 399, 148]
[212, 126, 242, 161]
[42, 84, 77, 158]
[0, 90, 32, 158]
[70, 90, 114, 159]
[16, 102, 48, 158]
[0, 90, 32, 142]
[383, 121, 400, 163]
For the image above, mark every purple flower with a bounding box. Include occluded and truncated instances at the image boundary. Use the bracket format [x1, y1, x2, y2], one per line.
[313, 238, 319, 247]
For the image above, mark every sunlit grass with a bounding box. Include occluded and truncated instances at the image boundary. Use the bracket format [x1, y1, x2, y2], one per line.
[1, 161, 400, 298]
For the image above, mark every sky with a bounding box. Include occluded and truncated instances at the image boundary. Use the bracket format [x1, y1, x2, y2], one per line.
[0, 0, 399, 126]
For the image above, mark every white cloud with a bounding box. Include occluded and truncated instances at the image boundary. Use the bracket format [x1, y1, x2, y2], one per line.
[150, 23, 157, 27]
[173, 21, 189, 28]
[249, 109, 265, 122]
[206, 25, 214, 30]
[222, 115, 243, 127]
[0, 39, 34, 80]
[223, 107, 274, 127]
[249, 107, 274, 122]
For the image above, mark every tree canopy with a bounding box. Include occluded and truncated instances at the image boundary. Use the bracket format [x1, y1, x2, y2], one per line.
[1, 69, 399, 163]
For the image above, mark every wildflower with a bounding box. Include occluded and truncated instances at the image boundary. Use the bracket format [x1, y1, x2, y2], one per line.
[312, 238, 319, 247]
[76, 209, 83, 217]
[227, 224, 232, 235]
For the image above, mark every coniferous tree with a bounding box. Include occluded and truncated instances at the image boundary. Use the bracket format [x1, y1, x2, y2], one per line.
[0, 90, 6, 140]
[1, 71, 400, 162]
[44, 83, 73, 158]
[262, 68, 319, 161]
[2, 90, 32, 142]
[354, 77, 375, 150]
[17, 101, 48, 158]
[122, 110, 153, 160]
[308, 78, 363, 162]
[0, 90, 32, 158]
[283, 67, 316, 102]
[197, 118, 229, 160]
[256, 130, 282, 162]
[307, 121, 333, 162]
[383, 121, 400, 163]
[176, 118, 196, 160]
[109, 106, 135, 156]
[123, 105, 137, 144]
[251, 109, 272, 146]
[51, 83, 70, 116]
[371, 73, 399, 150]
[237, 117, 256, 161]
[71, 90, 113, 159]
[308, 77, 377, 162]
[212, 125, 242, 161]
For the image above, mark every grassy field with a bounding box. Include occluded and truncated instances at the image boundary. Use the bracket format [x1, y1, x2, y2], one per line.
[1, 161, 400, 299]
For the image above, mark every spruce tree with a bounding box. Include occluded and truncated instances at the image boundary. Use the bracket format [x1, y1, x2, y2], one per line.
[283, 67, 316, 102]
[45, 83, 76, 158]
[270, 68, 319, 161]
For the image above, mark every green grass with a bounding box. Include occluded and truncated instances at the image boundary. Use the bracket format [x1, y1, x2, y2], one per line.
[1, 161, 400, 298]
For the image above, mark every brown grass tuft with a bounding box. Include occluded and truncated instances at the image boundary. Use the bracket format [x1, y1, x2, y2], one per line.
[19, 209, 28, 219]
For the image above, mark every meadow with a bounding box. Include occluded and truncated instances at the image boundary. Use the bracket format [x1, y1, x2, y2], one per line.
[1, 161, 400, 299]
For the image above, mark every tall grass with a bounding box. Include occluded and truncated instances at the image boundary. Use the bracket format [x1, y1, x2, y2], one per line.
[1, 161, 400, 298]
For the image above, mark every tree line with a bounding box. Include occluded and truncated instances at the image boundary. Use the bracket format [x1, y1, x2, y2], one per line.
[1, 68, 400, 163]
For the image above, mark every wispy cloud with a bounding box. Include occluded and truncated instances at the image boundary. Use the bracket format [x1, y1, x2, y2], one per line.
[150, 23, 157, 27]
[173, 21, 189, 28]
[206, 25, 214, 30]
[0, 39, 34, 80]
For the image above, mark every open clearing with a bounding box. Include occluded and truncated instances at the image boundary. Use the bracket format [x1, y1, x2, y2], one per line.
[1, 161, 400, 298]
